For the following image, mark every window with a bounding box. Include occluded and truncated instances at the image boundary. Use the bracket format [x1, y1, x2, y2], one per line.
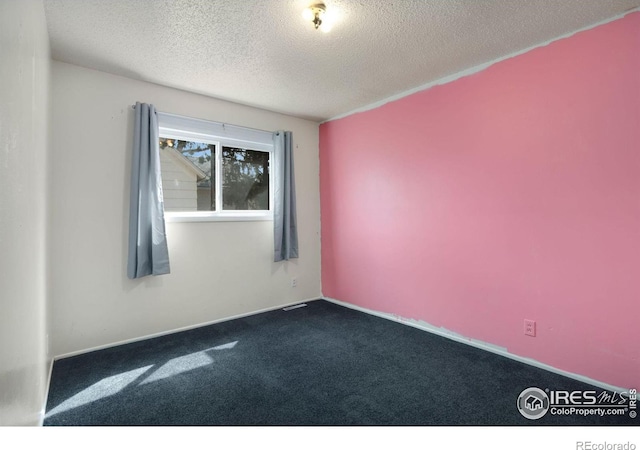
[157, 113, 273, 222]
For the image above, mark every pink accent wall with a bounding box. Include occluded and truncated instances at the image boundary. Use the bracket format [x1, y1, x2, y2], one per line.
[320, 13, 640, 389]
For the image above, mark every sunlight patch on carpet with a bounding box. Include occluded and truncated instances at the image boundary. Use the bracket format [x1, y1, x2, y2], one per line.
[46, 365, 153, 418]
[140, 341, 238, 385]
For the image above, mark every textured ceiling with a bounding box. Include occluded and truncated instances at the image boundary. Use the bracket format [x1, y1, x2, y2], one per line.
[43, 0, 639, 122]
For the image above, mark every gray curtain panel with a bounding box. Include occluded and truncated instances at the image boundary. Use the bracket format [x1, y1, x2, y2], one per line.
[273, 131, 299, 262]
[127, 102, 170, 279]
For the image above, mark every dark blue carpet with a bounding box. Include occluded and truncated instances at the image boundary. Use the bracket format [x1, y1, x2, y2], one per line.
[44, 300, 637, 425]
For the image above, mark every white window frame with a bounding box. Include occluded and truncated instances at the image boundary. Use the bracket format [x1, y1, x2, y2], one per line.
[158, 113, 274, 222]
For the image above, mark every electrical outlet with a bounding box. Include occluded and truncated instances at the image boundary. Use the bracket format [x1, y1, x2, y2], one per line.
[524, 319, 536, 337]
[291, 277, 297, 288]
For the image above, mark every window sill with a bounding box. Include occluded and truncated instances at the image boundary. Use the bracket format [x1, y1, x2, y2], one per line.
[164, 212, 273, 223]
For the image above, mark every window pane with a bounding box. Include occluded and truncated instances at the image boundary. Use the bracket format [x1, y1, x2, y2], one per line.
[222, 147, 269, 211]
[159, 138, 215, 212]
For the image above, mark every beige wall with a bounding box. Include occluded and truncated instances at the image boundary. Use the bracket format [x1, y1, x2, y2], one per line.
[0, 0, 51, 426]
[50, 62, 321, 357]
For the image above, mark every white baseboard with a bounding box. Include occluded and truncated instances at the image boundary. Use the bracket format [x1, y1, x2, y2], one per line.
[323, 296, 630, 393]
[39, 358, 55, 426]
[54, 297, 321, 361]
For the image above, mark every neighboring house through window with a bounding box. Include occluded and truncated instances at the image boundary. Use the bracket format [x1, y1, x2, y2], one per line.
[157, 112, 273, 222]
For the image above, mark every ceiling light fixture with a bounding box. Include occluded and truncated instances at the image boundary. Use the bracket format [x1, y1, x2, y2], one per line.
[303, 3, 332, 32]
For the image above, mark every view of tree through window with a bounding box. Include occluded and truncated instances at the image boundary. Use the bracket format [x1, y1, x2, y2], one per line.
[222, 147, 269, 210]
[158, 138, 269, 212]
